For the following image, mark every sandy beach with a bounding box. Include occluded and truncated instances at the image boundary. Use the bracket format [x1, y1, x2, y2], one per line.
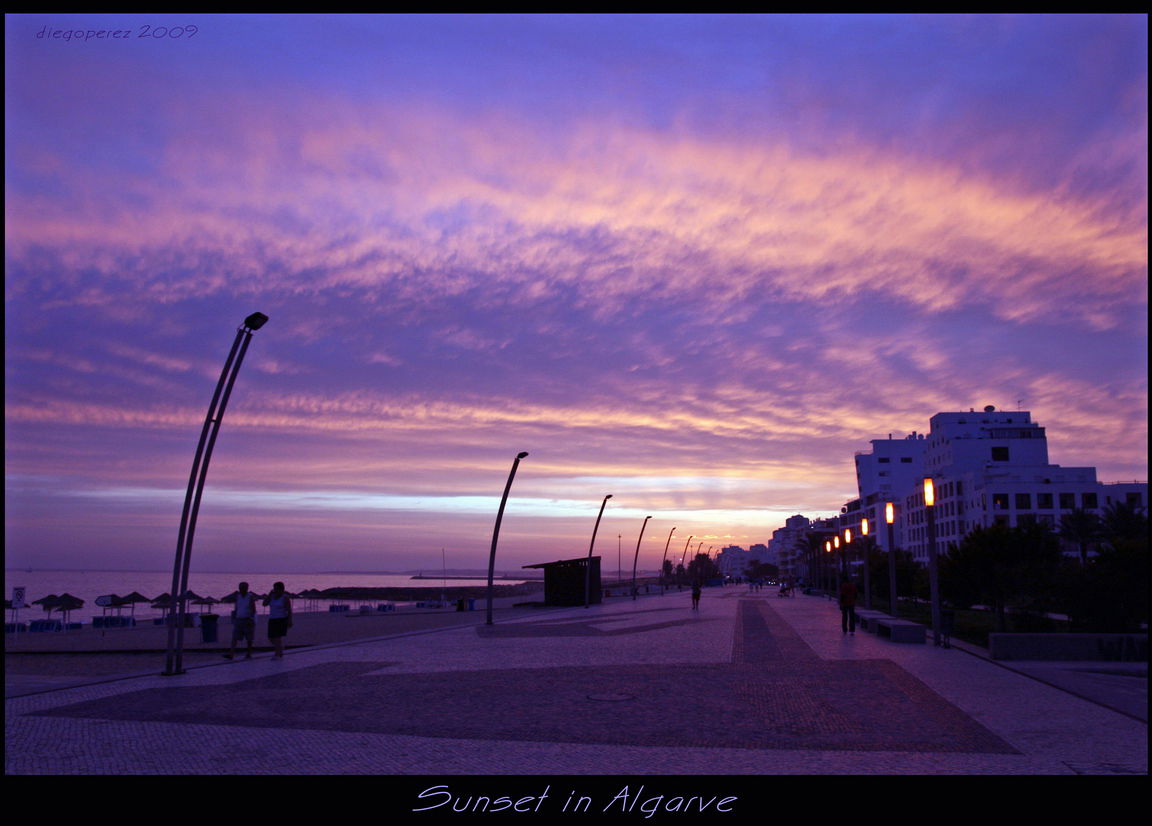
[5, 587, 546, 679]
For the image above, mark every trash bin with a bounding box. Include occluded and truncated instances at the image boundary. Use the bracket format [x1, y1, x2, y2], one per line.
[200, 613, 219, 643]
[467, 598, 476, 611]
[456, 598, 466, 612]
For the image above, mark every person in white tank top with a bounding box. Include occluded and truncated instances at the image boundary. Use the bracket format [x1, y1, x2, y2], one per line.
[263, 581, 293, 659]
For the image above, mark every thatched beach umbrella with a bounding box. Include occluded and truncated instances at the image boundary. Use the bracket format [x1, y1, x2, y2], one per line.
[117, 592, 152, 617]
[191, 595, 219, 613]
[32, 594, 59, 612]
[51, 593, 85, 623]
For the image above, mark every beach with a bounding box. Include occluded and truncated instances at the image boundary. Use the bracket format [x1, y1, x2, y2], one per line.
[5, 585, 546, 681]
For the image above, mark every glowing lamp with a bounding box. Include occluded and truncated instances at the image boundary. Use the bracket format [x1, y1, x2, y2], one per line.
[861, 518, 869, 536]
[923, 477, 935, 507]
[885, 502, 895, 524]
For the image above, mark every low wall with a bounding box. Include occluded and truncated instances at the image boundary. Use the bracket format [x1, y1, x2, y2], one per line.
[989, 633, 1147, 662]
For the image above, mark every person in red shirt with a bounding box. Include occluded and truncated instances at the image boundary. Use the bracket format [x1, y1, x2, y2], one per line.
[839, 578, 858, 634]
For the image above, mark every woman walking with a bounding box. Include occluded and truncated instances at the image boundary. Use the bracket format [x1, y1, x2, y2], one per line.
[263, 581, 293, 659]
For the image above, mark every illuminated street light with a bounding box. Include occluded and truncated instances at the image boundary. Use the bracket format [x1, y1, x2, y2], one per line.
[886, 502, 899, 618]
[584, 494, 612, 608]
[924, 477, 942, 646]
[861, 517, 872, 610]
[485, 451, 529, 626]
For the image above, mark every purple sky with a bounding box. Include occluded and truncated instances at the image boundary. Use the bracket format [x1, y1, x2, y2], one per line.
[5, 14, 1147, 574]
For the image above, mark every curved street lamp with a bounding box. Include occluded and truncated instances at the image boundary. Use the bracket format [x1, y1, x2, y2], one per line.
[485, 451, 529, 626]
[659, 526, 676, 594]
[163, 312, 268, 676]
[631, 515, 652, 600]
[584, 494, 612, 608]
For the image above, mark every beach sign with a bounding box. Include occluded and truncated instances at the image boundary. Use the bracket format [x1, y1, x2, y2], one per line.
[95, 594, 118, 607]
[11, 587, 26, 609]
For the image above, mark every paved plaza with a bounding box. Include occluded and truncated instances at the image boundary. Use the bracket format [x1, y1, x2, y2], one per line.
[5, 587, 1146, 779]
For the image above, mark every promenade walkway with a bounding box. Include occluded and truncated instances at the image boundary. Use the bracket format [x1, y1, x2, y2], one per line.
[5, 587, 1146, 778]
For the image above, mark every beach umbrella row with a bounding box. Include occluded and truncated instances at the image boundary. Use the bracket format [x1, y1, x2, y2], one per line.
[31, 593, 85, 622]
[20, 586, 319, 622]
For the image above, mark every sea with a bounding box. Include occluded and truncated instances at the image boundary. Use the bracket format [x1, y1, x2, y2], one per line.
[4, 569, 534, 622]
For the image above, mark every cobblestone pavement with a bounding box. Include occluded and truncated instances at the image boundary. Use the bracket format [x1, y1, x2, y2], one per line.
[5, 589, 1147, 778]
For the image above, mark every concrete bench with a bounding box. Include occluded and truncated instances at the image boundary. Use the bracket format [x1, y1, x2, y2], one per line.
[854, 610, 888, 632]
[874, 618, 926, 643]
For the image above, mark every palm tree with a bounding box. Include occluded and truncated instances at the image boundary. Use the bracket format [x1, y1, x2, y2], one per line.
[1101, 500, 1148, 544]
[1058, 508, 1105, 566]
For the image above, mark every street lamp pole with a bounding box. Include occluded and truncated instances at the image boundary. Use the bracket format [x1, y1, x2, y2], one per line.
[659, 526, 676, 595]
[584, 494, 612, 608]
[824, 539, 833, 596]
[485, 451, 528, 626]
[924, 477, 942, 646]
[885, 502, 898, 617]
[678, 536, 693, 589]
[631, 516, 652, 599]
[861, 517, 872, 610]
[163, 312, 268, 676]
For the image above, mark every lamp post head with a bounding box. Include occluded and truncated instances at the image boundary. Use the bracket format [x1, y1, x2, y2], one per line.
[861, 518, 869, 536]
[844, 528, 852, 544]
[885, 502, 895, 524]
[923, 477, 935, 508]
[243, 312, 269, 331]
[825, 541, 831, 553]
[516, 451, 529, 459]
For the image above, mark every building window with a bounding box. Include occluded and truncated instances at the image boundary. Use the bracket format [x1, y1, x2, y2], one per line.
[1059, 493, 1075, 509]
[1037, 492, 1053, 509]
[993, 493, 1009, 510]
[1126, 492, 1143, 507]
[900, 457, 912, 463]
[878, 457, 890, 463]
[1081, 492, 1098, 509]
[1017, 514, 1037, 527]
[1015, 493, 1031, 510]
[991, 446, 1010, 462]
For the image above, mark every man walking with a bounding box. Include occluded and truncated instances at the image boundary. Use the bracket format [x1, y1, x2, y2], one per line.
[839, 577, 858, 634]
[224, 581, 257, 660]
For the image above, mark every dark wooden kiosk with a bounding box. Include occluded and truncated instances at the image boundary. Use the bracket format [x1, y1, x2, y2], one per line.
[523, 557, 602, 606]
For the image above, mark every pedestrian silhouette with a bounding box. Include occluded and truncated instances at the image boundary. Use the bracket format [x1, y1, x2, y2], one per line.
[839, 578, 858, 634]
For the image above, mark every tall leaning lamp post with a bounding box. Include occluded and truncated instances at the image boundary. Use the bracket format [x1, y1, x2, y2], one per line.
[485, 451, 529, 626]
[885, 502, 899, 617]
[163, 311, 268, 676]
[584, 494, 612, 608]
[924, 477, 942, 646]
[659, 526, 676, 595]
[631, 515, 652, 599]
[860, 517, 872, 610]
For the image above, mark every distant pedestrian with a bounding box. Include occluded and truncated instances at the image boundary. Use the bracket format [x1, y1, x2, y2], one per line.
[263, 581, 293, 659]
[691, 581, 702, 611]
[224, 581, 256, 660]
[839, 578, 858, 634]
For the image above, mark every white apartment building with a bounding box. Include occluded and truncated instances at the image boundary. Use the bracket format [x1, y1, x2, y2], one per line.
[847, 433, 928, 554]
[897, 406, 1145, 562]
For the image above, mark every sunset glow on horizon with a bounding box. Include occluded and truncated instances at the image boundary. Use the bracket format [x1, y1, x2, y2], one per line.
[5, 13, 1147, 574]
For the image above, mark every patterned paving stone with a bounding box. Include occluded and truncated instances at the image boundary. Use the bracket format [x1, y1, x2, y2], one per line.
[33, 599, 1018, 755]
